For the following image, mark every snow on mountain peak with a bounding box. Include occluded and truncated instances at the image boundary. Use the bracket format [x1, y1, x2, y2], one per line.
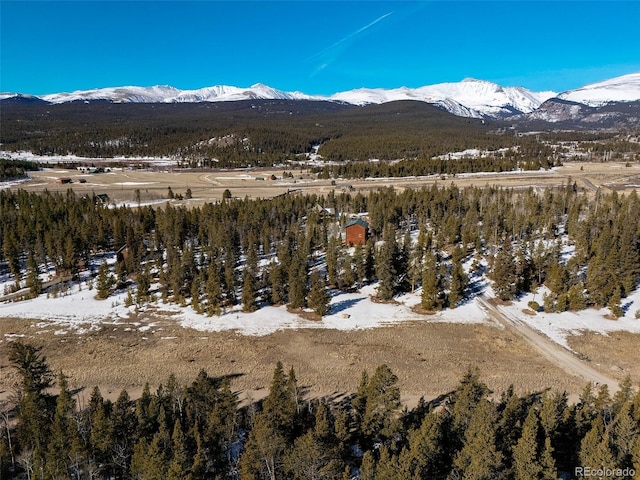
[28, 80, 556, 118]
[330, 79, 555, 117]
[557, 73, 640, 106]
[17, 74, 640, 119]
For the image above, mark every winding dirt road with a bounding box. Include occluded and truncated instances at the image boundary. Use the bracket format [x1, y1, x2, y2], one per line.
[477, 294, 620, 393]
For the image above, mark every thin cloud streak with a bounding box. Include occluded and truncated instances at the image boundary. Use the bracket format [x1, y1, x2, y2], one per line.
[308, 12, 394, 77]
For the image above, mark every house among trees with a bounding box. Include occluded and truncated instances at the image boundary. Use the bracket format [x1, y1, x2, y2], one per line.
[95, 193, 110, 205]
[116, 245, 131, 265]
[345, 218, 369, 246]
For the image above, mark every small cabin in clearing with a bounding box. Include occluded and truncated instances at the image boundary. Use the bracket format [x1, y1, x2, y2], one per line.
[345, 218, 369, 246]
[95, 193, 110, 205]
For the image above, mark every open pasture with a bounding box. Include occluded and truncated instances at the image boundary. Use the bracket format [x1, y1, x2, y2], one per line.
[13, 160, 640, 207]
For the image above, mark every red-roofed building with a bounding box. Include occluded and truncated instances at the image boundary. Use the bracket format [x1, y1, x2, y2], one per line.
[345, 218, 369, 246]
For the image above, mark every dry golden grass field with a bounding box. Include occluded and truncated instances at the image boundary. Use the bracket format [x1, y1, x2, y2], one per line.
[2, 160, 639, 404]
[1, 308, 637, 406]
[15, 160, 640, 206]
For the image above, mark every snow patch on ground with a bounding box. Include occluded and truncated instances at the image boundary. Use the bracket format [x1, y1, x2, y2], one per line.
[1, 259, 639, 344]
[0, 280, 131, 331]
[511, 288, 640, 349]
[0, 150, 178, 166]
[0, 178, 31, 190]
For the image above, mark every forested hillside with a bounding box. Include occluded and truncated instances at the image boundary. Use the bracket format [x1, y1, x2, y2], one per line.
[0, 159, 39, 182]
[2, 100, 506, 167]
[2, 342, 640, 479]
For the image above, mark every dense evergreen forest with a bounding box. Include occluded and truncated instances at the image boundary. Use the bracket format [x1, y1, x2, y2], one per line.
[2, 181, 639, 316]
[0, 100, 591, 169]
[2, 342, 640, 479]
[0, 159, 40, 182]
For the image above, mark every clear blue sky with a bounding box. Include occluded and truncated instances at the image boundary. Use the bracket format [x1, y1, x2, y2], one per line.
[1, 1, 639, 96]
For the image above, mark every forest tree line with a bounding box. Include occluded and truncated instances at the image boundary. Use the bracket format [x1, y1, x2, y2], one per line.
[1, 100, 603, 169]
[2, 342, 640, 479]
[1, 181, 640, 317]
[0, 159, 40, 182]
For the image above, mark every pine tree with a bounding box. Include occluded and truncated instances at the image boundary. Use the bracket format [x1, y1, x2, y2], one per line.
[269, 261, 288, 305]
[354, 242, 365, 288]
[399, 412, 447, 480]
[89, 387, 114, 475]
[190, 422, 207, 478]
[451, 399, 504, 480]
[357, 364, 401, 447]
[421, 249, 443, 311]
[449, 368, 491, 448]
[364, 238, 376, 282]
[609, 403, 638, 469]
[287, 243, 309, 310]
[449, 246, 468, 307]
[111, 389, 136, 476]
[608, 286, 623, 318]
[2, 230, 21, 282]
[308, 271, 330, 317]
[359, 450, 377, 480]
[45, 373, 78, 479]
[339, 252, 355, 291]
[25, 253, 42, 297]
[376, 225, 398, 301]
[241, 243, 259, 312]
[167, 419, 190, 480]
[375, 446, 400, 480]
[512, 407, 542, 480]
[633, 436, 640, 475]
[283, 425, 343, 480]
[326, 235, 339, 287]
[580, 416, 616, 473]
[223, 250, 237, 307]
[9, 342, 54, 465]
[492, 238, 518, 301]
[239, 410, 286, 480]
[96, 261, 115, 299]
[539, 435, 559, 480]
[568, 283, 586, 311]
[206, 262, 223, 316]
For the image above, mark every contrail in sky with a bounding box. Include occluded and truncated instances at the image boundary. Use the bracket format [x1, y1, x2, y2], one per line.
[309, 11, 394, 76]
[315, 12, 394, 58]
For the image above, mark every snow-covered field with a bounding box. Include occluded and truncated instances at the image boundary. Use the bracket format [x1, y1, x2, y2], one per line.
[509, 288, 640, 349]
[2, 264, 639, 347]
[0, 150, 178, 167]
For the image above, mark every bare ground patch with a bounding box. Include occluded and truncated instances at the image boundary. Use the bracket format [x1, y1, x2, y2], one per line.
[1, 312, 598, 405]
[567, 331, 640, 381]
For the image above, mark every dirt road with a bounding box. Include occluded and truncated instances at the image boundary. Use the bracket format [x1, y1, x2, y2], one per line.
[477, 295, 620, 393]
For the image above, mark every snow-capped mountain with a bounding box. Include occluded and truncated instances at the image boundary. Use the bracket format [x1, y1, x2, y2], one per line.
[557, 73, 640, 107]
[3, 73, 639, 121]
[40, 85, 181, 104]
[2, 80, 555, 119]
[330, 79, 556, 118]
[512, 74, 640, 127]
[39, 83, 320, 104]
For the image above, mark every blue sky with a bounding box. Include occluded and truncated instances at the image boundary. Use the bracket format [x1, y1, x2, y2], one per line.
[1, 1, 639, 96]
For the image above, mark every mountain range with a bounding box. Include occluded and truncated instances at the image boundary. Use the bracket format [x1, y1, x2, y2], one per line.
[2, 73, 640, 124]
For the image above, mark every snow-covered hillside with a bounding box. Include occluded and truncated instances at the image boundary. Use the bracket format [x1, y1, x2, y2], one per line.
[40, 83, 320, 104]
[331, 79, 556, 118]
[6, 73, 640, 119]
[557, 73, 640, 106]
[3, 79, 556, 119]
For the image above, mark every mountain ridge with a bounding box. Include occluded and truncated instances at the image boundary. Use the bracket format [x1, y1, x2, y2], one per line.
[2, 73, 639, 122]
[0, 79, 556, 118]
